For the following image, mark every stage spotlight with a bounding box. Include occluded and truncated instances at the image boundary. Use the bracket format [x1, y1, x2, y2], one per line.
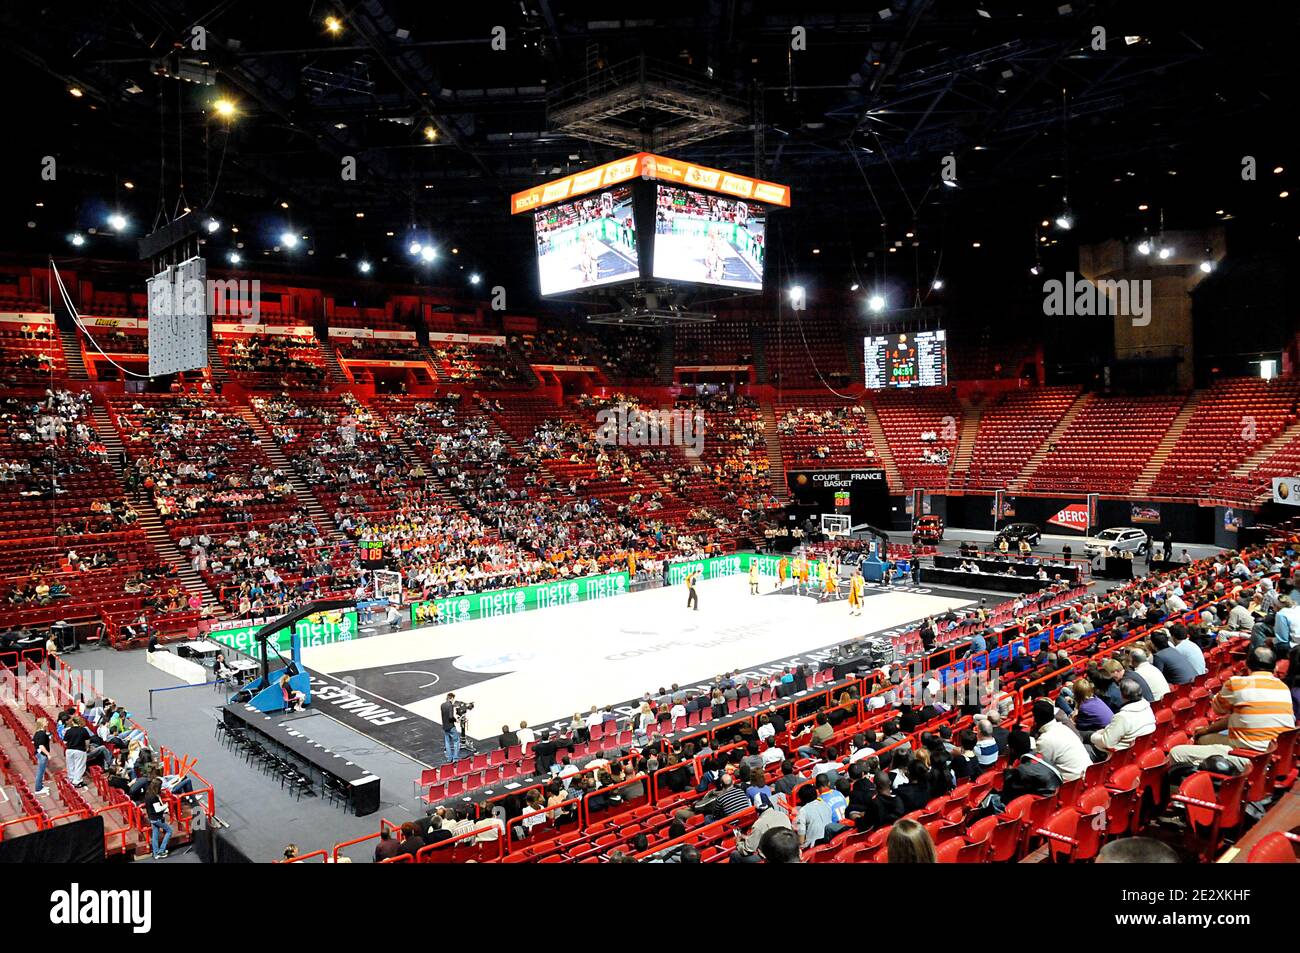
[205, 218, 221, 233]
[423, 125, 438, 141]
[358, 260, 372, 274]
[324, 15, 343, 34]
[941, 178, 958, 189]
[1158, 247, 1173, 259]
[931, 279, 944, 290]
[1054, 213, 1073, 230]
[213, 98, 237, 118]
[1029, 264, 1040, 276]
[421, 245, 437, 262]
[868, 294, 886, 313]
[70, 233, 85, 247]
[1199, 260, 1213, 273]
[228, 251, 242, 264]
[849, 283, 860, 292]
[1137, 241, 1151, 255]
[69, 86, 84, 98]
[280, 232, 299, 248]
[408, 241, 423, 256]
[107, 213, 127, 232]
[469, 273, 482, 285]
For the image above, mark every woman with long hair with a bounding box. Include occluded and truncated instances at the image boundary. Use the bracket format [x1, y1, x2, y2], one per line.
[886, 817, 937, 863]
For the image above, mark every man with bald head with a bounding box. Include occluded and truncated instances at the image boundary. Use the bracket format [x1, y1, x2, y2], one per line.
[1169, 646, 1294, 771]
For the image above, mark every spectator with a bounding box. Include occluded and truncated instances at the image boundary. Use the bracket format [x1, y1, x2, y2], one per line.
[757, 827, 802, 863]
[1090, 679, 1156, 755]
[795, 784, 833, 850]
[62, 715, 92, 787]
[974, 719, 1000, 767]
[706, 773, 752, 818]
[1170, 625, 1206, 677]
[886, 818, 936, 863]
[1168, 646, 1295, 771]
[1071, 678, 1113, 735]
[32, 717, 52, 796]
[1032, 699, 1091, 781]
[396, 821, 425, 859]
[1129, 648, 1170, 702]
[373, 828, 404, 862]
[1096, 837, 1180, 863]
[144, 779, 172, 860]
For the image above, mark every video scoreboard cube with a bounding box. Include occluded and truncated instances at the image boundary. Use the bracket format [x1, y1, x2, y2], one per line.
[864, 330, 947, 389]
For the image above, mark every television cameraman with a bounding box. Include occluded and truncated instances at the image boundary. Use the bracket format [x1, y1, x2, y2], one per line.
[440, 693, 473, 764]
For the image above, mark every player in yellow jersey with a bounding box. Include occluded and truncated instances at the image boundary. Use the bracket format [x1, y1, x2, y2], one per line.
[776, 555, 789, 590]
[848, 569, 866, 616]
[748, 560, 760, 595]
[822, 564, 839, 602]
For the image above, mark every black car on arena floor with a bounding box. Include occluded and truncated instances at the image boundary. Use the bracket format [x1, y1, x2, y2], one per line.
[994, 522, 1042, 548]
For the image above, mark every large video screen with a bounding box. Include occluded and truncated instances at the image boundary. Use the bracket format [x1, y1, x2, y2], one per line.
[864, 330, 947, 389]
[651, 185, 766, 290]
[534, 185, 639, 296]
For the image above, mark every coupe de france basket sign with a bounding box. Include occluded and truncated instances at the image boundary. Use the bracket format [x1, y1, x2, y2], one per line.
[1272, 477, 1300, 506]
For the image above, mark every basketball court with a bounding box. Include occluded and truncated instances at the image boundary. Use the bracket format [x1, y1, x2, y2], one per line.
[300, 572, 975, 762]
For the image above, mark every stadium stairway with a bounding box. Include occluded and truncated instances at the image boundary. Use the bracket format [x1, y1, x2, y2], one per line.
[1131, 391, 1199, 496]
[89, 405, 221, 613]
[205, 338, 228, 382]
[321, 345, 349, 384]
[752, 324, 770, 384]
[951, 399, 982, 484]
[233, 407, 346, 542]
[1008, 390, 1093, 492]
[760, 402, 789, 502]
[421, 343, 450, 382]
[58, 328, 89, 380]
[860, 400, 904, 492]
[1227, 418, 1300, 491]
[655, 334, 676, 385]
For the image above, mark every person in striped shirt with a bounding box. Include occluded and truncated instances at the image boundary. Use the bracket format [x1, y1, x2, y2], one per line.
[1168, 646, 1295, 772]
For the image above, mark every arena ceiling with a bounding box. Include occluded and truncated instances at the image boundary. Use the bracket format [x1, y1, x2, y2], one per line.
[1, 1, 1295, 306]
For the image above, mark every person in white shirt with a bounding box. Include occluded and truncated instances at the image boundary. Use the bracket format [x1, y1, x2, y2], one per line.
[1170, 627, 1206, 676]
[1090, 680, 1156, 753]
[474, 814, 506, 843]
[515, 721, 536, 754]
[760, 744, 786, 767]
[584, 708, 603, 732]
[555, 759, 580, 787]
[670, 701, 687, 723]
[1164, 590, 1188, 613]
[1130, 648, 1170, 702]
[756, 716, 776, 743]
[1031, 701, 1091, 781]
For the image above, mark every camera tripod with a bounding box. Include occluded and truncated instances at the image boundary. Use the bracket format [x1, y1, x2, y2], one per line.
[455, 712, 478, 755]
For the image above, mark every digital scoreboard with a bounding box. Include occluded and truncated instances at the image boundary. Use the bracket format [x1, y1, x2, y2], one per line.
[864, 330, 947, 389]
